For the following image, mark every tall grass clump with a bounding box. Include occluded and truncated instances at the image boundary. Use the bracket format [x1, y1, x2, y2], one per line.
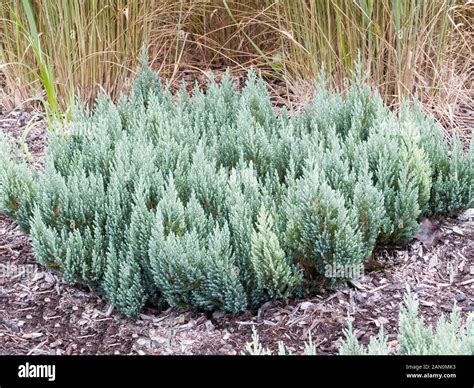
[0, 0, 274, 109]
[0, 0, 154, 109]
[2, 0, 63, 124]
[0, 63, 472, 316]
[1, 0, 470, 115]
[270, 0, 472, 107]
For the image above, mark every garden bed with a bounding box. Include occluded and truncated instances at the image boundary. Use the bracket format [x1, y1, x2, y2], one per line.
[0, 104, 472, 355]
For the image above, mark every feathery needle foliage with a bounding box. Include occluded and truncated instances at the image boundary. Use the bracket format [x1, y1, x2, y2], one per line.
[0, 61, 472, 316]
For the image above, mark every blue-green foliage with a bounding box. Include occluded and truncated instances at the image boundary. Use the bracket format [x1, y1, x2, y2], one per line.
[0, 134, 37, 231]
[0, 63, 472, 316]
